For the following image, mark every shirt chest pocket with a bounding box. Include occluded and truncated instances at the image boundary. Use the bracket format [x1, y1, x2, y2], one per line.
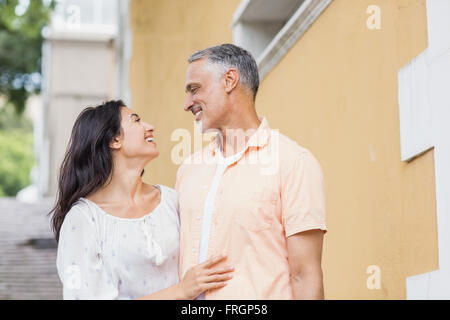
[232, 187, 279, 232]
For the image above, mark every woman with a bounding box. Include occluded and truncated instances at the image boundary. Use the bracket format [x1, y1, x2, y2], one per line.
[50, 100, 233, 299]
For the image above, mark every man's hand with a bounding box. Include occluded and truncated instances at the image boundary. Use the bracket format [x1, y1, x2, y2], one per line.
[287, 229, 325, 299]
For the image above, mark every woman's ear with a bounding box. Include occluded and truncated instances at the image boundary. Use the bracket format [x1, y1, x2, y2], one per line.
[110, 137, 121, 150]
[224, 68, 239, 94]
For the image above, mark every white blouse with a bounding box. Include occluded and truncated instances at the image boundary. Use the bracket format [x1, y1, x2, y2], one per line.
[56, 185, 180, 300]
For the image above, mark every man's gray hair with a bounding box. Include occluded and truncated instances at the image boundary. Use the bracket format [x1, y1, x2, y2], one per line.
[188, 44, 260, 100]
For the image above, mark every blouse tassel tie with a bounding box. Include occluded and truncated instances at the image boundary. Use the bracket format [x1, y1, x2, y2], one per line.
[141, 218, 167, 266]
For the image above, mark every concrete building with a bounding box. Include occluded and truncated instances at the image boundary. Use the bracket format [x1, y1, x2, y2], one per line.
[37, 0, 130, 196]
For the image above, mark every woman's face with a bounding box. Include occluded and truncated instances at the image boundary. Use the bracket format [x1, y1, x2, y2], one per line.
[112, 106, 159, 161]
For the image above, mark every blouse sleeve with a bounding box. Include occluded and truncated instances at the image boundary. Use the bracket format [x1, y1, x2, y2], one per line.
[161, 185, 180, 228]
[56, 204, 119, 300]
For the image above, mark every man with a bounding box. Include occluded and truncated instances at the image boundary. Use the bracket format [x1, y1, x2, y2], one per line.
[176, 44, 327, 299]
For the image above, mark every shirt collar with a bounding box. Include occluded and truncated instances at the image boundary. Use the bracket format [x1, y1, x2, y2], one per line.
[207, 116, 271, 156]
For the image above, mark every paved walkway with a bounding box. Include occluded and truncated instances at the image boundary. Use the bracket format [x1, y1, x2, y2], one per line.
[0, 197, 62, 300]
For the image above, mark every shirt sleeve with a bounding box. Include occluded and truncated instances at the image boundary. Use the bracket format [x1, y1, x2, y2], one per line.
[281, 151, 327, 237]
[56, 205, 119, 300]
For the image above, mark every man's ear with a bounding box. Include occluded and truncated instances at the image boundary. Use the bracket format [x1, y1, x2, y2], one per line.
[110, 137, 121, 150]
[224, 68, 239, 94]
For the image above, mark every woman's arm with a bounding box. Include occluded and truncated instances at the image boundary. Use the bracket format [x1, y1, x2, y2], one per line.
[136, 283, 185, 300]
[137, 255, 233, 300]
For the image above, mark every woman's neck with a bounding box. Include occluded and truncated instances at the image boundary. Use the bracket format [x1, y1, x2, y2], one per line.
[91, 159, 148, 205]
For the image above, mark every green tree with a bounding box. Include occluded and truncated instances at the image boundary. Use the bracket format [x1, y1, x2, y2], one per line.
[0, 127, 34, 196]
[0, 102, 34, 196]
[0, 0, 55, 114]
[0, 0, 54, 196]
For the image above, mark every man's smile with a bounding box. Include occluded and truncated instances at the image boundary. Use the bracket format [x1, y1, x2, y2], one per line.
[191, 105, 203, 121]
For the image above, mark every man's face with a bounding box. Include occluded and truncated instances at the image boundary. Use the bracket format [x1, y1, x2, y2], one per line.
[184, 58, 226, 133]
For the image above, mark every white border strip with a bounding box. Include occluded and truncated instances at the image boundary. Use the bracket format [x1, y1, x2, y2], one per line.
[401, 0, 450, 299]
[257, 0, 332, 80]
[231, 0, 252, 26]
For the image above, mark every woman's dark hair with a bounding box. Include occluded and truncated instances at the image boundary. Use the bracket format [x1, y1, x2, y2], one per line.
[49, 100, 125, 242]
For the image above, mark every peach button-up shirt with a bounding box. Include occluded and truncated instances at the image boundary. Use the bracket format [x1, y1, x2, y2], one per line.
[175, 117, 327, 299]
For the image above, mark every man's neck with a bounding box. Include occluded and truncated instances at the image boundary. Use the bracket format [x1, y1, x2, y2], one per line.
[219, 113, 261, 158]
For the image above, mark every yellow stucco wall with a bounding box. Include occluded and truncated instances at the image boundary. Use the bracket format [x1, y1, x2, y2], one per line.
[256, 0, 437, 299]
[129, 0, 437, 299]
